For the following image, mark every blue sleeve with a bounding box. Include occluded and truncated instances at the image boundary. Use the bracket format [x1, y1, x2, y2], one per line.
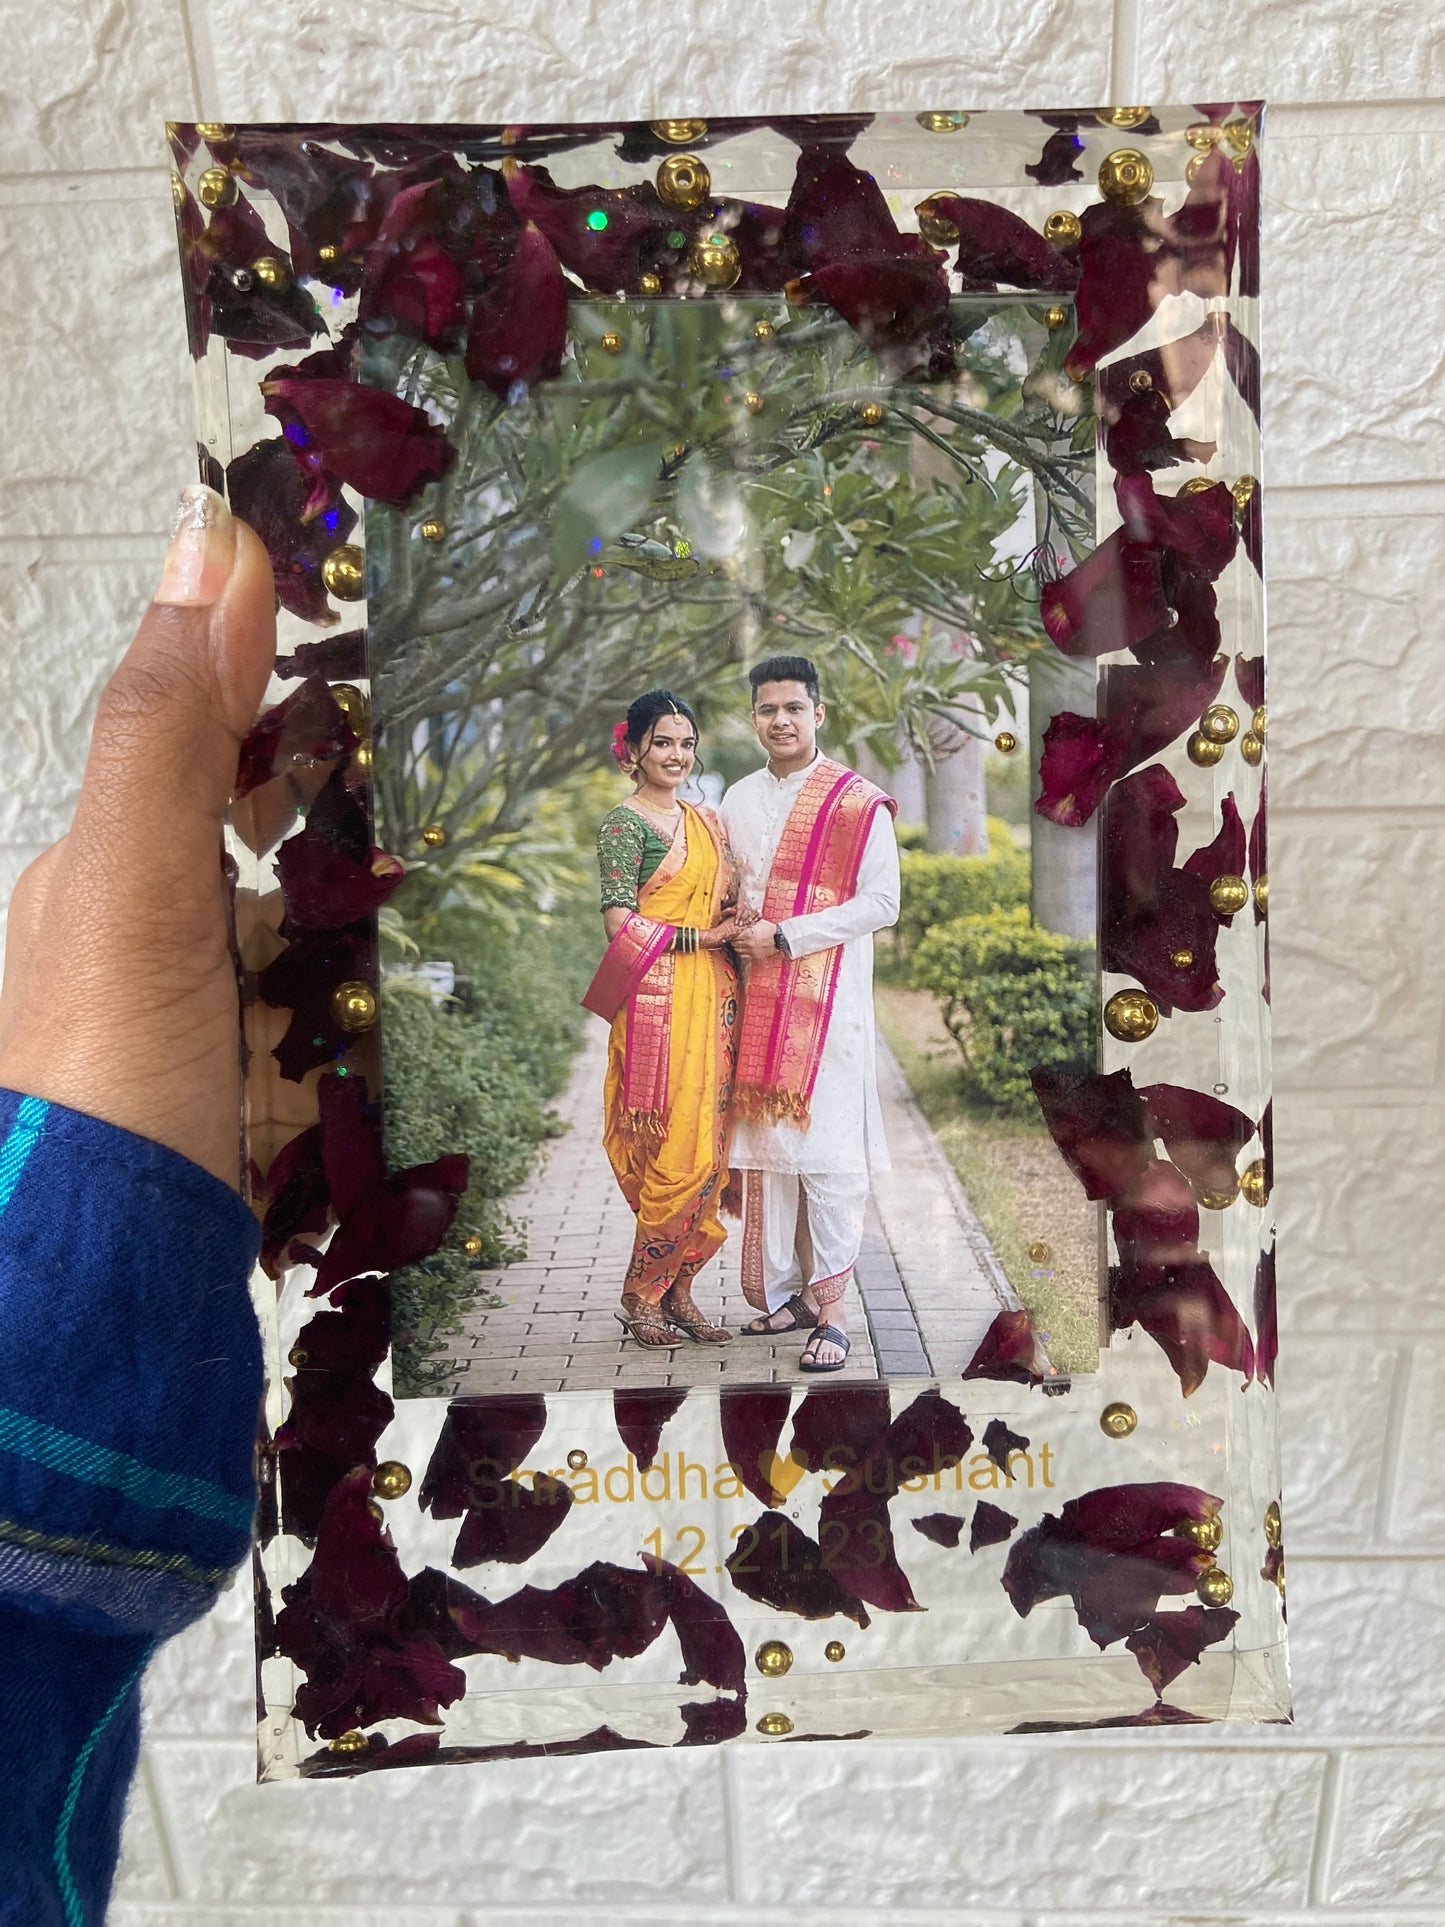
[0, 1089, 262, 1926]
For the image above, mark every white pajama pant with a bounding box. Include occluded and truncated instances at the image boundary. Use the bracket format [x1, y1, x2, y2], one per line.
[741, 1168, 869, 1314]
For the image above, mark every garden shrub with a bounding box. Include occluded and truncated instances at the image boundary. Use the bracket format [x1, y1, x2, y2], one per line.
[896, 816, 1030, 961]
[912, 905, 1095, 1119]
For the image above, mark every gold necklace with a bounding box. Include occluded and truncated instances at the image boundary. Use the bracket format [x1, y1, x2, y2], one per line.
[631, 793, 682, 828]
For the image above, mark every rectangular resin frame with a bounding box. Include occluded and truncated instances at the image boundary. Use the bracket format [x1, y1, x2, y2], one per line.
[168, 107, 1282, 1779]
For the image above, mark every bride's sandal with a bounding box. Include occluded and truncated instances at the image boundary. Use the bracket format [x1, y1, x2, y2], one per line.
[661, 1284, 733, 1344]
[615, 1293, 681, 1349]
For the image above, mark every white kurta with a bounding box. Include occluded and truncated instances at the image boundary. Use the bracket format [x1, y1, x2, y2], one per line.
[720, 757, 901, 1177]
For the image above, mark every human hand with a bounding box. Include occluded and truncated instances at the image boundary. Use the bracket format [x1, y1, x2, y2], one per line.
[699, 921, 737, 950]
[0, 486, 276, 1187]
[733, 919, 780, 962]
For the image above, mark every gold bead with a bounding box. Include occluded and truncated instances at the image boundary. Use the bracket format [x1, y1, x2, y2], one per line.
[1232, 474, 1258, 511]
[421, 823, 449, 849]
[1252, 703, 1269, 738]
[463, 1234, 484, 1257]
[914, 197, 960, 246]
[1027, 1240, 1052, 1265]
[318, 243, 340, 263]
[858, 400, 884, 426]
[352, 743, 373, 772]
[567, 1448, 589, 1471]
[321, 545, 365, 601]
[1129, 369, 1153, 393]
[1195, 1566, 1234, 1606]
[329, 682, 368, 733]
[600, 330, 624, 354]
[755, 1639, 794, 1677]
[824, 1640, 846, 1663]
[366, 1498, 385, 1522]
[656, 153, 711, 210]
[1274, 1555, 1286, 1597]
[651, 118, 708, 144]
[287, 1346, 308, 1367]
[371, 1460, 413, 1500]
[687, 231, 741, 289]
[1221, 119, 1255, 161]
[1170, 948, 1194, 970]
[1193, 1180, 1240, 1211]
[1185, 123, 1222, 152]
[916, 111, 969, 133]
[252, 254, 289, 289]
[1209, 873, 1250, 916]
[1180, 475, 1217, 494]
[1264, 1500, 1283, 1549]
[419, 516, 447, 542]
[743, 390, 765, 414]
[1044, 305, 1067, 329]
[331, 980, 379, 1034]
[1199, 703, 1240, 745]
[1240, 1157, 1270, 1207]
[1187, 729, 1227, 768]
[195, 121, 235, 142]
[1185, 154, 1207, 186]
[1098, 106, 1151, 129]
[1104, 987, 1159, 1043]
[638, 271, 663, 297]
[328, 1728, 369, 1754]
[1240, 731, 1264, 767]
[1098, 147, 1154, 206]
[993, 730, 1018, 754]
[196, 164, 237, 210]
[753, 317, 774, 340]
[1043, 209, 1082, 246]
[1100, 1402, 1138, 1439]
[756, 1712, 794, 1736]
[1175, 1514, 1223, 1551]
[170, 170, 186, 208]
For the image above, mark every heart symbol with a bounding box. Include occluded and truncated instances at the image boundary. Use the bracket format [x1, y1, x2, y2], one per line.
[759, 1449, 809, 1501]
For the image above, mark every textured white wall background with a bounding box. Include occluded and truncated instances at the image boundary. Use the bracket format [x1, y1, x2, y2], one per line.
[1, 2, 1441, 1920]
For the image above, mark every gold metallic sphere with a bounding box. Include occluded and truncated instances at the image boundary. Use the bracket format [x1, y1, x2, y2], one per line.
[1098, 106, 1152, 129]
[1240, 1157, 1270, 1207]
[1098, 147, 1154, 205]
[371, 1460, 413, 1500]
[328, 1728, 369, 1754]
[352, 742, 373, 772]
[1129, 369, 1153, 392]
[656, 153, 711, 210]
[287, 1346, 308, 1368]
[824, 1640, 846, 1663]
[1104, 987, 1159, 1043]
[1176, 1513, 1223, 1552]
[1253, 876, 1268, 919]
[1193, 1181, 1239, 1211]
[600, 330, 624, 354]
[1185, 123, 1222, 151]
[462, 1234, 484, 1257]
[252, 254, 289, 289]
[419, 516, 447, 542]
[914, 197, 960, 245]
[1184, 154, 1206, 187]
[1264, 1500, 1283, 1549]
[1252, 703, 1269, 738]
[331, 980, 379, 1034]
[1240, 731, 1264, 767]
[170, 170, 186, 208]
[195, 121, 235, 142]
[421, 823, 449, 849]
[567, 1448, 589, 1471]
[1196, 1566, 1235, 1606]
[196, 164, 237, 209]
[743, 390, 765, 414]
[917, 110, 969, 132]
[1274, 1555, 1286, 1597]
[1199, 702, 1240, 745]
[1181, 475, 1217, 494]
[652, 118, 708, 144]
[753, 317, 774, 339]
[1100, 1402, 1138, 1439]
[329, 682, 368, 732]
[366, 1497, 384, 1523]
[1222, 119, 1255, 160]
[993, 730, 1018, 754]
[1187, 729, 1227, 768]
[755, 1640, 794, 1677]
[859, 400, 885, 426]
[1170, 948, 1195, 970]
[637, 271, 663, 297]
[321, 544, 365, 601]
[1232, 473, 1258, 511]
[1044, 305, 1067, 329]
[688, 232, 741, 288]
[1209, 873, 1250, 916]
[1027, 1240, 1052, 1265]
[1043, 209, 1082, 246]
[756, 1712, 795, 1736]
[318, 244, 340, 263]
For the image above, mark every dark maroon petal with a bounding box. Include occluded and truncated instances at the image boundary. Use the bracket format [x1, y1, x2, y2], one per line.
[1111, 1255, 1256, 1395]
[1033, 710, 1129, 829]
[1130, 573, 1222, 675]
[1259, 1097, 1273, 1194]
[1100, 388, 1216, 476]
[1026, 126, 1086, 187]
[503, 161, 669, 291]
[294, 1631, 466, 1740]
[789, 1383, 892, 1477]
[677, 1696, 749, 1746]
[1104, 868, 1223, 1016]
[277, 1370, 393, 1492]
[724, 200, 800, 293]
[724, 1513, 870, 1626]
[313, 1154, 470, 1296]
[613, 1388, 688, 1471]
[1067, 200, 1174, 380]
[1072, 1540, 1211, 1646]
[720, 1386, 795, 1509]
[920, 195, 1077, 292]
[452, 1472, 573, 1568]
[419, 1395, 550, 1518]
[316, 1069, 387, 1217]
[307, 1466, 408, 1629]
[1115, 472, 1238, 582]
[256, 925, 375, 1083]
[235, 675, 356, 800]
[1140, 1083, 1255, 1195]
[227, 436, 357, 627]
[864, 1390, 974, 1500]
[1169, 150, 1232, 300]
[1222, 316, 1261, 419]
[790, 256, 954, 382]
[451, 1561, 672, 1670]
[1183, 793, 1247, 893]
[289, 1278, 391, 1373]
[782, 146, 916, 268]
[1030, 1067, 1152, 1202]
[1108, 655, 1229, 766]
[1250, 771, 1268, 925]
[1111, 1159, 1200, 1266]
[1239, 479, 1263, 575]
[275, 824, 404, 931]
[1012, 1701, 1210, 1733]
[1254, 1241, 1277, 1388]
[970, 1502, 1018, 1551]
[645, 1555, 746, 1693]
[982, 1418, 1029, 1473]
[231, 135, 378, 289]
[194, 194, 326, 357]
[1126, 1604, 1239, 1692]
[1235, 659, 1265, 715]
[400, 1566, 494, 1659]
[1097, 323, 1227, 430]
[464, 220, 569, 396]
[358, 179, 467, 350]
[263, 375, 456, 508]
[276, 629, 368, 681]
[258, 1123, 329, 1275]
[912, 1513, 963, 1548]
[1041, 531, 1169, 660]
[961, 1308, 1046, 1384]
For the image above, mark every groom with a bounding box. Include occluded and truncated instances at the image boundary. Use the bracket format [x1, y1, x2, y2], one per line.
[722, 656, 900, 1372]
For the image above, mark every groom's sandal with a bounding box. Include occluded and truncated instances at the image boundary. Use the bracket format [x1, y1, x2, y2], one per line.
[799, 1324, 851, 1373]
[741, 1293, 818, 1337]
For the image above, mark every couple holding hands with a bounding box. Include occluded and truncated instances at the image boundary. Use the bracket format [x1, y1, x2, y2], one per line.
[584, 656, 900, 1374]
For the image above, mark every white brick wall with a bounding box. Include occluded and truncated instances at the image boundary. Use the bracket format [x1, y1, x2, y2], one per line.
[1, 4, 1441, 1919]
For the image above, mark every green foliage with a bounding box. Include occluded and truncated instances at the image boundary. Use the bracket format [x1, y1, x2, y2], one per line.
[895, 820, 929, 852]
[912, 905, 1095, 1119]
[895, 817, 1030, 959]
[984, 744, 1031, 827]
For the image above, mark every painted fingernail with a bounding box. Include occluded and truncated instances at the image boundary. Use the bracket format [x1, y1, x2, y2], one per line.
[156, 484, 235, 606]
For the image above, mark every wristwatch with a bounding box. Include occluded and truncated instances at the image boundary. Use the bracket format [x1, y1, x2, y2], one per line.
[773, 925, 791, 958]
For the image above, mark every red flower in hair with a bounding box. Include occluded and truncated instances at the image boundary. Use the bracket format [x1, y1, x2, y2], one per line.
[610, 719, 632, 767]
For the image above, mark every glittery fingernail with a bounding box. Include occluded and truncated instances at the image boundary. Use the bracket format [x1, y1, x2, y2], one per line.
[156, 484, 235, 606]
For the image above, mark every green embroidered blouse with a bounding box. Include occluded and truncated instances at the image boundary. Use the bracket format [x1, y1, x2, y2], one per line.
[597, 804, 675, 911]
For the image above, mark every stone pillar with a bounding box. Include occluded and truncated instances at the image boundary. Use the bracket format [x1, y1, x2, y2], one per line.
[924, 710, 988, 855]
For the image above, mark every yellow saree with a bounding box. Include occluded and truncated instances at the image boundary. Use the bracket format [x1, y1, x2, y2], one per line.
[587, 805, 737, 1303]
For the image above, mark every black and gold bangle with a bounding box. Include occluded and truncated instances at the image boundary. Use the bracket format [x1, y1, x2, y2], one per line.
[671, 926, 699, 954]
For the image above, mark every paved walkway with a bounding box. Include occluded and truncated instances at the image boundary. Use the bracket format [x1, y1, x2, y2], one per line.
[430, 1019, 1015, 1396]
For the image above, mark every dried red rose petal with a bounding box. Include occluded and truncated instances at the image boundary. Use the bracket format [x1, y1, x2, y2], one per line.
[1067, 199, 1175, 380]
[1012, 1700, 1210, 1733]
[1025, 122, 1086, 187]
[1033, 709, 1127, 829]
[982, 1418, 1029, 1473]
[1115, 472, 1238, 582]
[677, 1696, 749, 1746]
[312, 1153, 469, 1297]
[724, 1513, 869, 1626]
[962, 1309, 1046, 1384]
[788, 1383, 892, 1477]
[231, 134, 378, 290]
[1097, 324, 1228, 432]
[1100, 388, 1217, 476]
[258, 1123, 329, 1275]
[419, 1395, 551, 1518]
[1126, 1604, 1239, 1692]
[1235, 654, 1265, 711]
[613, 1389, 688, 1471]
[357, 178, 468, 350]
[189, 193, 325, 359]
[911, 1513, 963, 1548]
[399, 1565, 493, 1659]
[227, 435, 357, 627]
[1182, 793, 1247, 897]
[275, 823, 405, 932]
[1111, 1158, 1200, 1266]
[503, 161, 668, 291]
[236, 675, 357, 800]
[1030, 1067, 1152, 1202]
[970, 1502, 1018, 1552]
[263, 375, 456, 508]
[453, 1471, 573, 1568]
[1250, 771, 1268, 925]
[1035, 657, 1228, 830]
[1254, 1241, 1277, 1388]
[720, 1386, 795, 1509]
[465, 220, 569, 397]
[645, 1555, 746, 1694]
[1140, 1083, 1255, 1196]
[256, 925, 375, 1083]
[919, 195, 1077, 292]
[451, 1561, 673, 1671]
[1111, 1254, 1256, 1395]
[1040, 530, 1169, 660]
[276, 630, 368, 682]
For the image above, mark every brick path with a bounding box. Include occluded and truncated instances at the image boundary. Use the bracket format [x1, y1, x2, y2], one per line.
[430, 1018, 1015, 1396]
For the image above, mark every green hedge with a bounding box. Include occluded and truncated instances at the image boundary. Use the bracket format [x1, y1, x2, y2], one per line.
[895, 817, 1030, 960]
[912, 905, 1095, 1119]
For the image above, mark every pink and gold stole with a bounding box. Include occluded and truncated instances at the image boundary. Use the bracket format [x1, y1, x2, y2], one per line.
[732, 757, 895, 1128]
